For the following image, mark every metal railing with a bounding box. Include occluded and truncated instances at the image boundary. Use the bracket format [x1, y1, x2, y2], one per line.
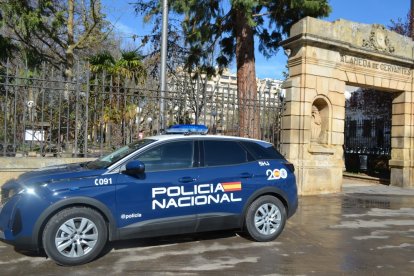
[344, 117, 391, 177]
[0, 62, 285, 157]
[344, 118, 391, 156]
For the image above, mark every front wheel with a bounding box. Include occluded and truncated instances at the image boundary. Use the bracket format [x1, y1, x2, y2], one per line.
[42, 207, 107, 266]
[245, 195, 286, 242]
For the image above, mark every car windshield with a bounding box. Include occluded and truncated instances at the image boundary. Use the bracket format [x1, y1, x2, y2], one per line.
[86, 139, 156, 169]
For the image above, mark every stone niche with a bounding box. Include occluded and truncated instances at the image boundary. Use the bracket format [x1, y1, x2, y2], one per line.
[311, 97, 330, 145]
[305, 97, 343, 195]
[280, 16, 414, 195]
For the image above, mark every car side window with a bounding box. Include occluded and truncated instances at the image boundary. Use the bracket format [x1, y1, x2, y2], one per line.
[241, 141, 285, 160]
[136, 141, 194, 172]
[203, 140, 250, 166]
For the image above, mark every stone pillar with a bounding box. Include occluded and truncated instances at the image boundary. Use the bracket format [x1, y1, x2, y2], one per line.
[279, 41, 345, 194]
[389, 90, 414, 187]
[281, 75, 345, 195]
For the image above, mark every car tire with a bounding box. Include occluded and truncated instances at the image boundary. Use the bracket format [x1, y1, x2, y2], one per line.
[245, 195, 286, 242]
[42, 207, 107, 266]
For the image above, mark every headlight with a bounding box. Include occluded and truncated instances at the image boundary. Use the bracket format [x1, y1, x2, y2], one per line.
[1, 187, 36, 205]
[1, 187, 23, 205]
[9, 187, 25, 198]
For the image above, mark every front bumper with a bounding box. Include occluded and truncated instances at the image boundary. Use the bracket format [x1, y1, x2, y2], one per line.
[0, 194, 40, 250]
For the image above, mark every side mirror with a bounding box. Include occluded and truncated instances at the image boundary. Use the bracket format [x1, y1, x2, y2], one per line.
[123, 160, 145, 175]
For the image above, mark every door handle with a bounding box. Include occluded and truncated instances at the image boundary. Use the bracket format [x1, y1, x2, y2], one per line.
[240, 172, 253, 178]
[179, 177, 195, 183]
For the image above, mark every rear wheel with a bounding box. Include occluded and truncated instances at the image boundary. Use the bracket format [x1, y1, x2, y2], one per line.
[245, 195, 286, 242]
[42, 207, 107, 266]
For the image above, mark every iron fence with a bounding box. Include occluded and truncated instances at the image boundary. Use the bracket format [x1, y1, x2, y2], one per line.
[344, 117, 391, 178]
[344, 118, 391, 156]
[0, 62, 285, 157]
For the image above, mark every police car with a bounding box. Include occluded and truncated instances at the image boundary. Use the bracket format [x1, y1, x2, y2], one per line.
[0, 125, 298, 266]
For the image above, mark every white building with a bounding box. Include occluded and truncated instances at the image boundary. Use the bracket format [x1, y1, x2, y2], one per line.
[203, 68, 283, 99]
[168, 68, 284, 135]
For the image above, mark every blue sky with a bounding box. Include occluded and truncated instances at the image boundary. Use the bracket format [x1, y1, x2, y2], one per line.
[102, 0, 410, 80]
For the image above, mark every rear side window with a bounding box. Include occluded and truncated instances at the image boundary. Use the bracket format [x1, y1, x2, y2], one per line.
[203, 140, 251, 166]
[241, 141, 284, 160]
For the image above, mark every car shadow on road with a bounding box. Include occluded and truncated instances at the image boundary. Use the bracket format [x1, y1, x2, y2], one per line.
[102, 230, 240, 255]
[11, 230, 241, 264]
[14, 247, 47, 258]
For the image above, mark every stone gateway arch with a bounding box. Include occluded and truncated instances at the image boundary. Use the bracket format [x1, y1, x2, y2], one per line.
[280, 17, 414, 195]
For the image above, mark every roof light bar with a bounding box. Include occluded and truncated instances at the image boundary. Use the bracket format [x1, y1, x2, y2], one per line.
[165, 124, 209, 135]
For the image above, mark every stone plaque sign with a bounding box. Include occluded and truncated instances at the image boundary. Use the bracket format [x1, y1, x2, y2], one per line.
[340, 54, 411, 76]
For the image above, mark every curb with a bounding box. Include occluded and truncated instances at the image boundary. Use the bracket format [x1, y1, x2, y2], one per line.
[343, 172, 390, 185]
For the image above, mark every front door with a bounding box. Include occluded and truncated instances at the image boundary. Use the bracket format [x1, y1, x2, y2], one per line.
[115, 140, 200, 239]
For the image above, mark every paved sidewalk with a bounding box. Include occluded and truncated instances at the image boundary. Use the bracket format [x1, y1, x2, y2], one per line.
[343, 177, 414, 196]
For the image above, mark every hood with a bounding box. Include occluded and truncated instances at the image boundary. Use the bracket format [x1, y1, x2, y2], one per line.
[4, 162, 106, 189]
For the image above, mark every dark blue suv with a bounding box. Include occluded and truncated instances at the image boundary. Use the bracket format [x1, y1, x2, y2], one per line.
[0, 132, 297, 265]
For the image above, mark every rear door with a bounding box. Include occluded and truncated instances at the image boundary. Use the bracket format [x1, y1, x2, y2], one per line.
[193, 139, 260, 231]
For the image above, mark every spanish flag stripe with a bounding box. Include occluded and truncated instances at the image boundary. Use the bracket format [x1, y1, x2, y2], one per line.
[223, 188, 242, 192]
[222, 184, 242, 189]
[222, 182, 241, 186]
[222, 182, 242, 192]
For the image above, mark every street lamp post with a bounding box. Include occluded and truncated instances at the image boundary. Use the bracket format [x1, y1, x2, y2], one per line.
[160, 0, 168, 132]
[27, 100, 35, 150]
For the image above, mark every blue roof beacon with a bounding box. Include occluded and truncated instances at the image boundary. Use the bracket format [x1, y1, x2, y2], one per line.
[165, 124, 209, 134]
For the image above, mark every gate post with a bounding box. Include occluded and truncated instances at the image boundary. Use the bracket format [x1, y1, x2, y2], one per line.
[280, 17, 347, 195]
[280, 77, 345, 195]
[389, 90, 414, 187]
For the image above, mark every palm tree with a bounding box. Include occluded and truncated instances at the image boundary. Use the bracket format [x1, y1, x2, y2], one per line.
[112, 50, 147, 84]
[88, 50, 148, 147]
[89, 51, 115, 74]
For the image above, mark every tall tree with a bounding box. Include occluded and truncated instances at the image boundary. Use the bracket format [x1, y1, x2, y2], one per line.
[0, 35, 17, 64]
[389, 3, 414, 39]
[388, 12, 414, 38]
[411, 0, 414, 39]
[132, 5, 188, 80]
[0, 0, 111, 77]
[135, 0, 330, 138]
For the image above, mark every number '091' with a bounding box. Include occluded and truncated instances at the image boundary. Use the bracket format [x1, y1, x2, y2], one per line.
[95, 178, 112, 186]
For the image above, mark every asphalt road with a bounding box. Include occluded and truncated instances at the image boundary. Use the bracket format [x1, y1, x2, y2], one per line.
[1, 179, 413, 275]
